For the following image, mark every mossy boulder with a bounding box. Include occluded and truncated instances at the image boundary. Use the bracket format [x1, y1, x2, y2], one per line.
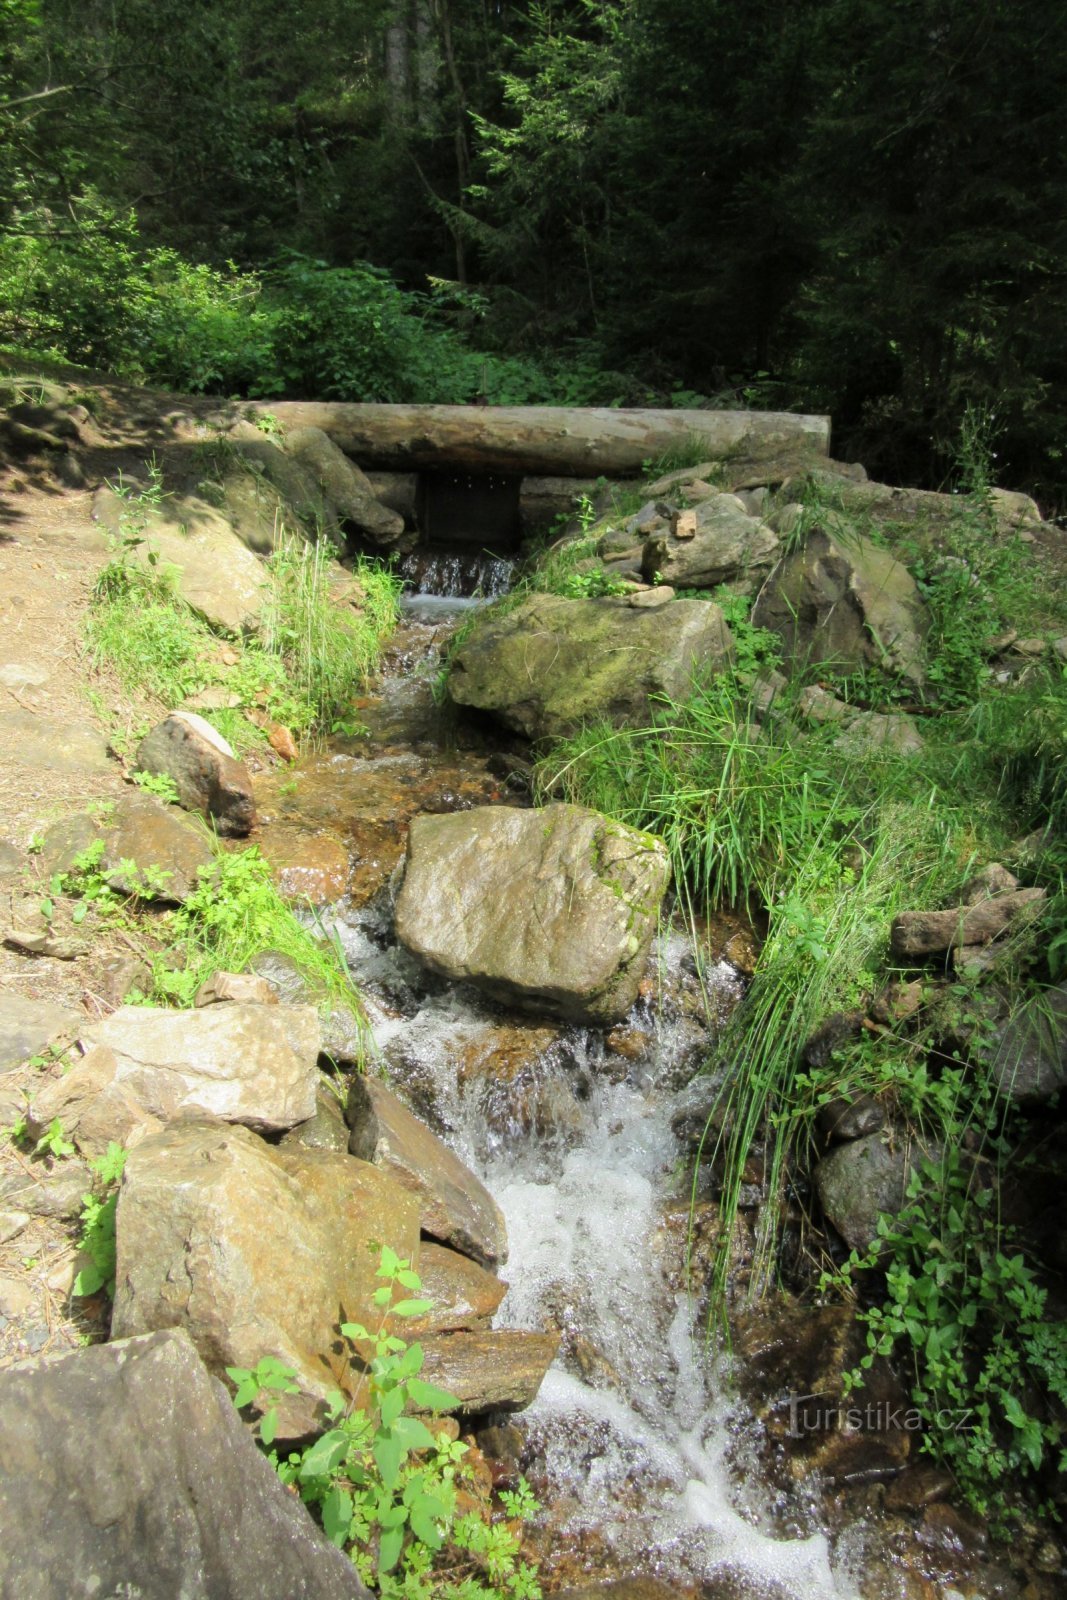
[446, 591, 734, 739]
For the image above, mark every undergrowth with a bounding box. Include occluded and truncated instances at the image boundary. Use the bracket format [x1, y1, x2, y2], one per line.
[86, 469, 401, 746]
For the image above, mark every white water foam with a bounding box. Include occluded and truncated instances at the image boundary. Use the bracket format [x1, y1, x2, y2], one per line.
[342, 924, 865, 1598]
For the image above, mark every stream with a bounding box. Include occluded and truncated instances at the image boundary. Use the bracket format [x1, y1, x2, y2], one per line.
[255, 572, 968, 1600]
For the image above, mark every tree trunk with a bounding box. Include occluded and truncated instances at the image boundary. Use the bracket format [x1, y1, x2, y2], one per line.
[244, 404, 831, 477]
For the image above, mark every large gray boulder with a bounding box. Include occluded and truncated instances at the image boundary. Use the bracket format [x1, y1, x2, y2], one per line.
[111, 1121, 421, 1436]
[752, 525, 928, 685]
[347, 1076, 508, 1268]
[446, 591, 734, 739]
[0, 1329, 370, 1600]
[287, 426, 406, 547]
[641, 492, 780, 592]
[394, 804, 671, 1025]
[27, 1003, 321, 1155]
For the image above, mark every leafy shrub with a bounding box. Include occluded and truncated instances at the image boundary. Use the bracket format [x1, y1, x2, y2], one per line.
[231, 1247, 542, 1599]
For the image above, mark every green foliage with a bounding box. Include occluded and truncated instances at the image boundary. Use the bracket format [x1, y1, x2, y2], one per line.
[232, 1247, 541, 1599]
[73, 1142, 128, 1298]
[87, 472, 401, 743]
[825, 1150, 1067, 1526]
[132, 769, 181, 804]
[33, 1117, 74, 1160]
[147, 846, 363, 1027]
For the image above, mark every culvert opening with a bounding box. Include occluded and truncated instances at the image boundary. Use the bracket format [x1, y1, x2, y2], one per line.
[399, 469, 523, 598]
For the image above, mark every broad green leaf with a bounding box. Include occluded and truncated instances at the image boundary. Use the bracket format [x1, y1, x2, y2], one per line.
[299, 1429, 349, 1479]
[391, 1414, 435, 1451]
[391, 1298, 432, 1319]
[322, 1486, 353, 1548]
[259, 1406, 278, 1446]
[405, 1377, 457, 1413]
[373, 1427, 405, 1489]
[378, 1520, 405, 1575]
[379, 1385, 404, 1427]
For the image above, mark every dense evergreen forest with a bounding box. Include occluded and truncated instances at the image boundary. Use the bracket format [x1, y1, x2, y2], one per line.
[3, 0, 1067, 501]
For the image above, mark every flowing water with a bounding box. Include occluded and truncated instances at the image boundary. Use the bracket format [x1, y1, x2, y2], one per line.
[291, 576, 1005, 1598]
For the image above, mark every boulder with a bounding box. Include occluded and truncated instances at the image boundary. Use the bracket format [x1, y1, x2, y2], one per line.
[419, 1329, 559, 1414]
[394, 804, 671, 1025]
[222, 423, 341, 542]
[814, 1132, 929, 1251]
[287, 426, 406, 547]
[111, 1121, 420, 1435]
[446, 591, 734, 739]
[347, 1076, 508, 1269]
[0, 1329, 370, 1600]
[137, 712, 256, 836]
[27, 1003, 320, 1155]
[890, 888, 1046, 958]
[92, 486, 268, 634]
[752, 525, 928, 685]
[641, 492, 780, 591]
[0, 992, 81, 1074]
[988, 982, 1067, 1104]
[40, 795, 214, 904]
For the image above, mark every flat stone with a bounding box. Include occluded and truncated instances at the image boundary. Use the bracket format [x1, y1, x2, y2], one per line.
[406, 1242, 508, 1336]
[0, 1329, 371, 1599]
[111, 1124, 420, 1438]
[0, 1161, 91, 1219]
[40, 795, 214, 904]
[0, 661, 48, 689]
[27, 1003, 320, 1154]
[0, 991, 82, 1073]
[347, 1076, 507, 1269]
[0, 1210, 30, 1245]
[419, 1329, 559, 1414]
[0, 707, 111, 774]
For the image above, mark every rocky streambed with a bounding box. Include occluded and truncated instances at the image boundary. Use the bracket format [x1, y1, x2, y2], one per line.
[2, 375, 1065, 1599]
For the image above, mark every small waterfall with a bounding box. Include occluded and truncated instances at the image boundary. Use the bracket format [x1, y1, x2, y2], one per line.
[331, 908, 865, 1599]
[398, 544, 515, 599]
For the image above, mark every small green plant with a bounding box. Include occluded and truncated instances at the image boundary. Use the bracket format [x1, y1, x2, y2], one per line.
[33, 1118, 74, 1159]
[233, 1247, 542, 1599]
[73, 1142, 128, 1298]
[132, 769, 181, 804]
[825, 1149, 1067, 1527]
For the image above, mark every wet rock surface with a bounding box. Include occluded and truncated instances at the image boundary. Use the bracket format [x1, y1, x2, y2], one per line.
[394, 803, 671, 1025]
[346, 1074, 508, 1268]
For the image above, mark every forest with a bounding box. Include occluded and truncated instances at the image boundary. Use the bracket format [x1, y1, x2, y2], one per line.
[3, 0, 1067, 502]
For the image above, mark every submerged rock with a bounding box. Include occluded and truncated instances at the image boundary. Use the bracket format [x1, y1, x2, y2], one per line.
[446, 591, 734, 739]
[0, 1329, 370, 1600]
[112, 1121, 420, 1437]
[394, 804, 671, 1025]
[347, 1075, 508, 1268]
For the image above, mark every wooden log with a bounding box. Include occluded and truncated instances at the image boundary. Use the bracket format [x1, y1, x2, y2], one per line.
[242, 403, 830, 478]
